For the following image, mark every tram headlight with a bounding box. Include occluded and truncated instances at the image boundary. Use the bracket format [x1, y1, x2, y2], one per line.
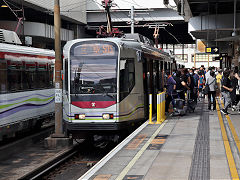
[75, 114, 85, 120]
[102, 114, 114, 120]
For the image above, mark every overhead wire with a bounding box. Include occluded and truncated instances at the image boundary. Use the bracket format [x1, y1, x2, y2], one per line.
[115, 0, 156, 22]
[3, 0, 21, 10]
[163, 28, 182, 44]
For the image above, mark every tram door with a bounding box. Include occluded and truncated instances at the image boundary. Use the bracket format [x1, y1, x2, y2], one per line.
[142, 57, 149, 119]
[159, 61, 164, 92]
[152, 60, 159, 113]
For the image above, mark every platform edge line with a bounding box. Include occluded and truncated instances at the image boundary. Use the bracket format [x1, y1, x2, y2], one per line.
[115, 120, 168, 180]
[78, 118, 154, 180]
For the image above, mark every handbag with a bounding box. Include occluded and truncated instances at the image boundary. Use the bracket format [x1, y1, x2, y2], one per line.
[203, 79, 215, 95]
[237, 80, 240, 95]
[203, 84, 209, 95]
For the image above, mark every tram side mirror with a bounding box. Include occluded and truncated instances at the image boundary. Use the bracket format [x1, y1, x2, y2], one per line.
[120, 60, 127, 70]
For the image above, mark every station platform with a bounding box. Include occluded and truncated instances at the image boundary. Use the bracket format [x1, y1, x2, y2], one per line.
[79, 99, 240, 180]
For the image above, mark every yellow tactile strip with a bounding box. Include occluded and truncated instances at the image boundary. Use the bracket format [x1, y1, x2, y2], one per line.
[216, 100, 239, 180]
[220, 101, 240, 156]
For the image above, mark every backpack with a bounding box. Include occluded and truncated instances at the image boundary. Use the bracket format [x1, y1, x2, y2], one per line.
[199, 75, 204, 86]
[190, 74, 196, 88]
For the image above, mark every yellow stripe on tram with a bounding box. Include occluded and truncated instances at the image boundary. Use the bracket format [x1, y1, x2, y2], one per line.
[216, 100, 239, 180]
[220, 100, 240, 163]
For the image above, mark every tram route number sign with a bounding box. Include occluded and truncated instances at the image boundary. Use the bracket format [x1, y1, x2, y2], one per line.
[55, 89, 62, 103]
[206, 47, 219, 54]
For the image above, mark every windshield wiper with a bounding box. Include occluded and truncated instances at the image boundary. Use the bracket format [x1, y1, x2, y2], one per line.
[98, 84, 115, 98]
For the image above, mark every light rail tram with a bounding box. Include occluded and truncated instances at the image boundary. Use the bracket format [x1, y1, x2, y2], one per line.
[63, 34, 182, 142]
[0, 29, 55, 140]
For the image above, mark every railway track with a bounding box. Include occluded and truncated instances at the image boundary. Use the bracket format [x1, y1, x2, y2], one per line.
[0, 121, 137, 180]
[19, 144, 80, 180]
[0, 125, 54, 161]
[19, 140, 116, 180]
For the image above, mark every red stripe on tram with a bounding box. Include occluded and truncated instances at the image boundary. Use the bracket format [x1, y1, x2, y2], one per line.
[72, 101, 116, 109]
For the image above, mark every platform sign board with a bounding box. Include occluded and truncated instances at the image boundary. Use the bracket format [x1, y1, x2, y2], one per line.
[206, 47, 219, 54]
[213, 56, 223, 61]
[55, 89, 62, 103]
[220, 53, 228, 57]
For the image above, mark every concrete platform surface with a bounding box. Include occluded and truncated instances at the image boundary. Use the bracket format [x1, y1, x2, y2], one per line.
[79, 100, 240, 180]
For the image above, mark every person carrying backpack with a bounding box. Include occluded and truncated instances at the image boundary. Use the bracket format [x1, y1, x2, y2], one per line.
[206, 71, 217, 111]
[216, 70, 223, 98]
[165, 70, 176, 113]
[198, 71, 205, 98]
[189, 69, 198, 102]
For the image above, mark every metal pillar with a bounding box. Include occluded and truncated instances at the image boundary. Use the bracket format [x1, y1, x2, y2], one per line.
[233, 0, 237, 36]
[181, 0, 184, 16]
[208, 54, 210, 68]
[182, 44, 184, 61]
[53, 0, 64, 137]
[194, 53, 196, 68]
[131, 6, 134, 34]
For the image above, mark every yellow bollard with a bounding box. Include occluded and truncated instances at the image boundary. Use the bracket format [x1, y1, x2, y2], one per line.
[149, 94, 154, 124]
[156, 93, 161, 124]
[160, 93, 164, 122]
[162, 92, 166, 122]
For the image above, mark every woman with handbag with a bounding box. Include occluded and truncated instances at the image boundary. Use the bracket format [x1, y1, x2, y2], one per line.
[206, 71, 217, 110]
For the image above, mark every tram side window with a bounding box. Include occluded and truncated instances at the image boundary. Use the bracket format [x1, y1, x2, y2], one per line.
[120, 58, 135, 101]
[7, 64, 23, 92]
[25, 64, 37, 90]
[49, 65, 54, 88]
[1, 59, 54, 94]
[37, 65, 49, 88]
[0, 62, 7, 94]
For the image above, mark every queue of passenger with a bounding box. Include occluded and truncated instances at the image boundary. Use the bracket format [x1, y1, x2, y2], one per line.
[165, 65, 240, 115]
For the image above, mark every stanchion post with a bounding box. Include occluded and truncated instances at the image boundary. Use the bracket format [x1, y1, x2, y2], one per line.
[156, 93, 161, 124]
[160, 93, 163, 122]
[162, 92, 166, 121]
[149, 94, 154, 124]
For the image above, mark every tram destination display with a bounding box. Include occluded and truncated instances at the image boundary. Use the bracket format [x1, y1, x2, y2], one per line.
[73, 42, 117, 56]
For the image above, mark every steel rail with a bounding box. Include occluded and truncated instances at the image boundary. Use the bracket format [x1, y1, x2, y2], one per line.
[18, 145, 79, 180]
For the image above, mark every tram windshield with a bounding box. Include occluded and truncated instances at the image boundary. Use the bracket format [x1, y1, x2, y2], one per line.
[70, 41, 118, 95]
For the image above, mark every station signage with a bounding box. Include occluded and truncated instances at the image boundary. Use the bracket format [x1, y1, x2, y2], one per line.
[220, 53, 228, 57]
[206, 47, 219, 54]
[213, 56, 223, 61]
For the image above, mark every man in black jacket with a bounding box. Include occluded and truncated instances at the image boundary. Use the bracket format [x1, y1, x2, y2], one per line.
[221, 70, 233, 115]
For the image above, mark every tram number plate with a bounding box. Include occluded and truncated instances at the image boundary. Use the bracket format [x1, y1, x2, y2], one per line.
[55, 89, 62, 103]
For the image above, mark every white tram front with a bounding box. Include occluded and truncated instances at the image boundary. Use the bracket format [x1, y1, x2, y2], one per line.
[63, 34, 172, 139]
